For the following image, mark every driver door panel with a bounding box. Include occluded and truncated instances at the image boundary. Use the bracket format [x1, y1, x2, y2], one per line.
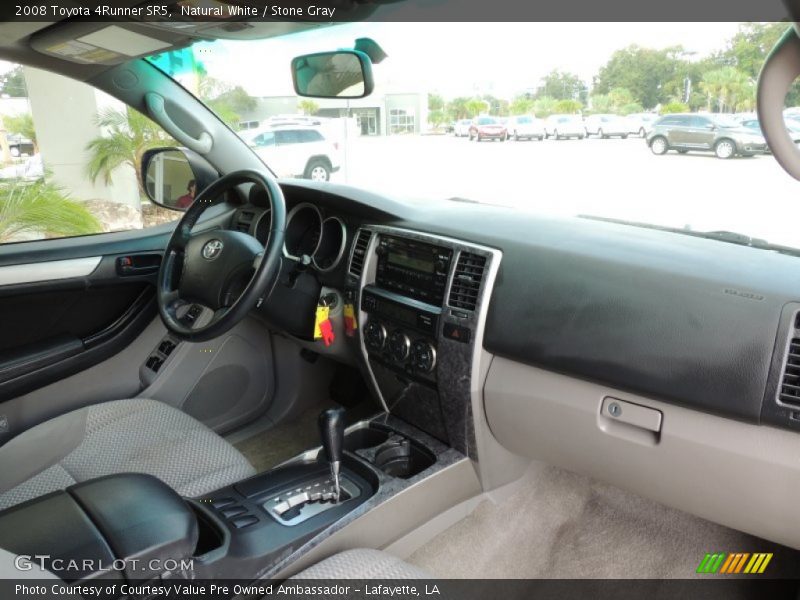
[0, 226, 172, 404]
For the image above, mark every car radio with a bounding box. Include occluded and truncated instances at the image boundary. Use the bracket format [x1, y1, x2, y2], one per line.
[375, 236, 452, 306]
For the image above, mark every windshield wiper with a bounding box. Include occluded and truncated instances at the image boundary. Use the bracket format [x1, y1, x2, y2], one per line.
[578, 215, 800, 258]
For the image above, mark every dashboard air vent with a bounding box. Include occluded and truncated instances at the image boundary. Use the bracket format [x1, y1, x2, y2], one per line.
[779, 337, 800, 406]
[448, 251, 487, 311]
[234, 211, 254, 233]
[349, 229, 372, 277]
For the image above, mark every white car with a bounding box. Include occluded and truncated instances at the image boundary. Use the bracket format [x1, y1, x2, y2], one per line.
[0, 153, 43, 180]
[626, 113, 660, 137]
[454, 119, 471, 137]
[544, 114, 586, 139]
[506, 115, 546, 141]
[241, 125, 341, 181]
[584, 114, 629, 138]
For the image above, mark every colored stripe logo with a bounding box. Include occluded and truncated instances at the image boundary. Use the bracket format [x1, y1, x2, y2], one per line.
[696, 552, 772, 574]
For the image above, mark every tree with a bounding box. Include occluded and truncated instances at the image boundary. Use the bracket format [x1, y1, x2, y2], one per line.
[298, 99, 320, 115]
[700, 67, 753, 113]
[620, 102, 644, 115]
[0, 177, 100, 242]
[464, 98, 488, 118]
[715, 23, 800, 106]
[0, 66, 27, 98]
[85, 107, 176, 195]
[589, 94, 611, 113]
[445, 97, 471, 120]
[554, 99, 583, 114]
[428, 93, 445, 112]
[3, 113, 36, 151]
[594, 45, 691, 109]
[509, 96, 535, 115]
[537, 70, 587, 102]
[533, 96, 558, 118]
[661, 101, 690, 114]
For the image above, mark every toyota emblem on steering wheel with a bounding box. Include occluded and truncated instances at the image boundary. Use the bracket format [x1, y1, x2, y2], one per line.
[202, 239, 224, 260]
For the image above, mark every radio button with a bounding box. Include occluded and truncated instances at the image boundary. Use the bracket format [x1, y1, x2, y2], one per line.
[388, 330, 411, 362]
[365, 321, 387, 350]
[411, 340, 437, 373]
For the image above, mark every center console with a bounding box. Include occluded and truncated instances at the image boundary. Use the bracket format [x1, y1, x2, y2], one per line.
[346, 226, 501, 457]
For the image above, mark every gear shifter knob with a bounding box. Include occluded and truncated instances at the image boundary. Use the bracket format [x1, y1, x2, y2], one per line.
[318, 407, 346, 501]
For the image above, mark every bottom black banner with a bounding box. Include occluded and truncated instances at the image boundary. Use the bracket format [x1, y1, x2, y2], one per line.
[2, 579, 799, 600]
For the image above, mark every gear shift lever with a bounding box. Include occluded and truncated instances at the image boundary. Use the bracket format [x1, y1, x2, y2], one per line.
[318, 407, 346, 502]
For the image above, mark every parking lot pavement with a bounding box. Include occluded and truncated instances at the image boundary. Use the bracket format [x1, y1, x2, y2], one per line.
[330, 134, 800, 248]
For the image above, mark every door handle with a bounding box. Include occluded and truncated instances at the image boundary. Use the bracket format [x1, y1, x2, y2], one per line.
[116, 254, 161, 277]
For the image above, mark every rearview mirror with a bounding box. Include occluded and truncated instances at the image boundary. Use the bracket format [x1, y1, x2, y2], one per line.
[141, 147, 217, 212]
[291, 50, 374, 99]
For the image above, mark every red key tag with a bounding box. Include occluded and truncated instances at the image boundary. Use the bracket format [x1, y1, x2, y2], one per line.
[319, 318, 335, 347]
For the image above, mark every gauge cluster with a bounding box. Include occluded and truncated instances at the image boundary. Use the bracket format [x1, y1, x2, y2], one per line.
[232, 201, 349, 274]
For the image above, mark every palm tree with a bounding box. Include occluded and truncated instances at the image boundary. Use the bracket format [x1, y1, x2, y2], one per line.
[0, 177, 101, 242]
[298, 99, 320, 116]
[85, 107, 176, 195]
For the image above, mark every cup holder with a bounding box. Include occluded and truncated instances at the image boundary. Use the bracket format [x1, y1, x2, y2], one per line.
[344, 425, 436, 479]
[343, 426, 391, 453]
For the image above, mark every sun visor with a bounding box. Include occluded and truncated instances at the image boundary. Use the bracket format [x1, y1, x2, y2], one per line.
[30, 22, 185, 65]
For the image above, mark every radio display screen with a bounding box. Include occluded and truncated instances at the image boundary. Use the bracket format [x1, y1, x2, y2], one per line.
[387, 250, 435, 274]
[376, 236, 452, 306]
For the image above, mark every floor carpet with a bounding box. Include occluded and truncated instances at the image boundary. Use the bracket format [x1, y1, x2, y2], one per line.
[407, 462, 800, 579]
[234, 399, 379, 472]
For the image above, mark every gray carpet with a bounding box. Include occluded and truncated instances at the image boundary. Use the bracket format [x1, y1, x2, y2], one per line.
[234, 400, 381, 473]
[234, 401, 334, 472]
[408, 462, 800, 578]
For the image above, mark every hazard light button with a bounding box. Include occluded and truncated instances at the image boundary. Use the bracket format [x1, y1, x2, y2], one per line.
[443, 323, 471, 343]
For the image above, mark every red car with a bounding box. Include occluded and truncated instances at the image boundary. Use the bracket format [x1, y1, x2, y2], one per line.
[469, 116, 507, 142]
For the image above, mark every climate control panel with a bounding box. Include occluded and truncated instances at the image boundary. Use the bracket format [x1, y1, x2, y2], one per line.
[364, 318, 437, 377]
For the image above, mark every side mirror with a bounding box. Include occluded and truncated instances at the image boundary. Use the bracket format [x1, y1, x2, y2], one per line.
[291, 50, 374, 99]
[141, 147, 217, 212]
[706, 123, 717, 130]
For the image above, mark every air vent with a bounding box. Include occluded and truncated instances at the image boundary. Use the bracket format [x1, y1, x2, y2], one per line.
[349, 229, 372, 277]
[234, 211, 254, 233]
[779, 337, 800, 406]
[448, 252, 487, 311]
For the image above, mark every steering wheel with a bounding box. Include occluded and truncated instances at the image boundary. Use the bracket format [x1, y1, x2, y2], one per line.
[157, 170, 286, 342]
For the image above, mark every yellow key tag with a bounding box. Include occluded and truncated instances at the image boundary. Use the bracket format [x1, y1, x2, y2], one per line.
[314, 305, 330, 340]
[343, 303, 357, 333]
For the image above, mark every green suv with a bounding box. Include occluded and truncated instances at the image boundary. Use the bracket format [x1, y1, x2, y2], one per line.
[647, 113, 767, 159]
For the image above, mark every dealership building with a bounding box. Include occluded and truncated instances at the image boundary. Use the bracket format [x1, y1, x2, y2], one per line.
[238, 91, 428, 136]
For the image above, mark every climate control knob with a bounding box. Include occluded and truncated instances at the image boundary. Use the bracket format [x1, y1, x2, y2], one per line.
[388, 330, 411, 362]
[411, 340, 437, 373]
[365, 321, 387, 350]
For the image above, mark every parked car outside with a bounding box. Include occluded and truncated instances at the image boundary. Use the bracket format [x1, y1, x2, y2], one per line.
[6, 134, 35, 157]
[740, 118, 800, 144]
[584, 114, 629, 138]
[544, 114, 586, 139]
[454, 119, 472, 137]
[241, 124, 341, 180]
[647, 113, 767, 159]
[626, 113, 660, 137]
[506, 115, 546, 141]
[468, 116, 507, 142]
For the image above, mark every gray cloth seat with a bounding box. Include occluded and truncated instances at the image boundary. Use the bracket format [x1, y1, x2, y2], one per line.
[292, 549, 431, 579]
[0, 398, 255, 511]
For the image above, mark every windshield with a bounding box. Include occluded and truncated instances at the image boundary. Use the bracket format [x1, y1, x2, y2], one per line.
[148, 22, 800, 250]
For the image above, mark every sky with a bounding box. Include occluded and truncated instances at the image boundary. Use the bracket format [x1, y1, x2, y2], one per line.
[190, 22, 745, 99]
